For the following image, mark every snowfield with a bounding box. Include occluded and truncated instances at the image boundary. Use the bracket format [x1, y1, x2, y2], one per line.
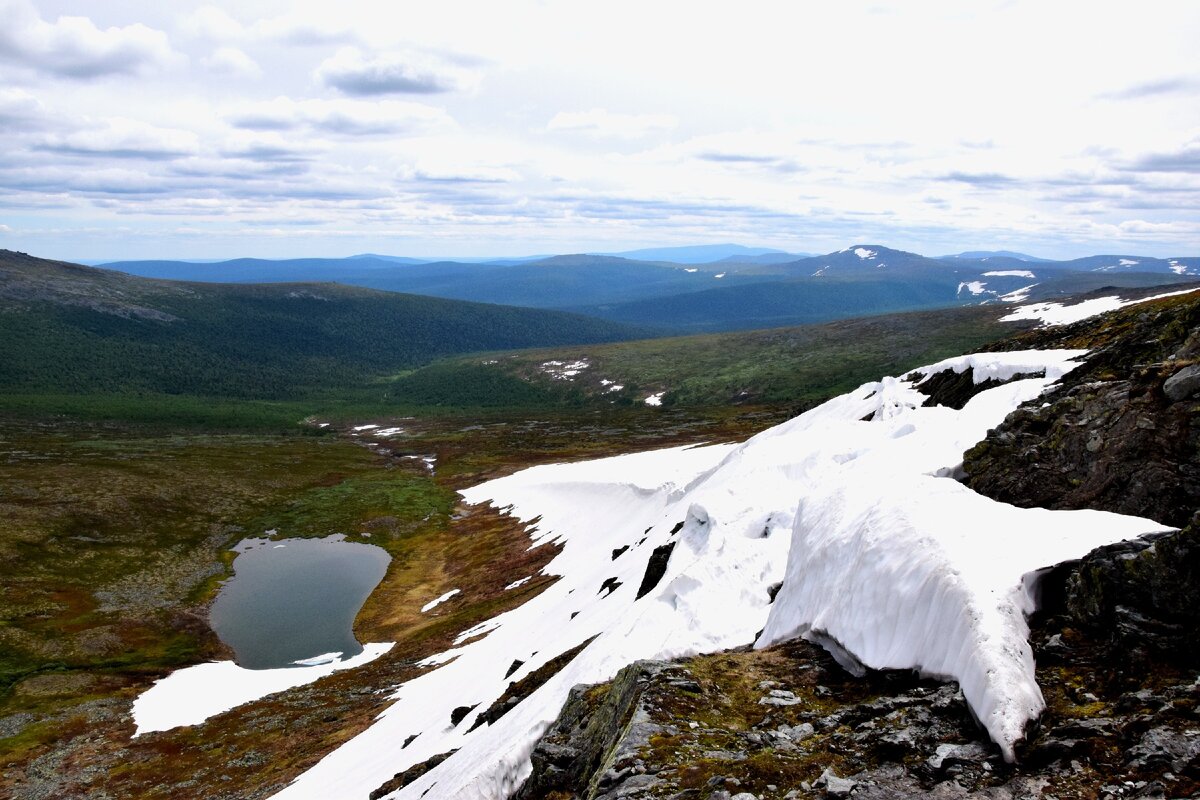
[1001, 287, 1200, 326]
[266, 349, 1171, 800]
[132, 643, 393, 735]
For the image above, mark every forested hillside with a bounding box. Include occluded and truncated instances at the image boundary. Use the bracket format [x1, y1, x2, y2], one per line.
[0, 251, 649, 400]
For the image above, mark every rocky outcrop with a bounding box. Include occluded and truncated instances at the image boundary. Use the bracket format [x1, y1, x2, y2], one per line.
[963, 361, 1200, 528]
[514, 660, 686, 800]
[516, 632, 1200, 799]
[1065, 520, 1200, 663]
[910, 366, 1044, 410]
[965, 295, 1200, 528]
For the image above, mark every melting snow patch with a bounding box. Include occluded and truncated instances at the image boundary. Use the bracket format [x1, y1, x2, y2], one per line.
[421, 589, 461, 613]
[293, 651, 342, 666]
[1001, 288, 1200, 326]
[132, 644, 392, 735]
[983, 270, 1036, 279]
[684, 268, 698, 273]
[271, 349, 1168, 800]
[504, 576, 532, 591]
[541, 359, 590, 380]
[453, 618, 503, 646]
[957, 281, 988, 296]
[375, 427, 404, 437]
[352, 424, 379, 432]
[1119, 259, 1139, 266]
[714, 272, 726, 279]
[1000, 284, 1037, 303]
[643, 392, 665, 406]
[1169, 260, 1188, 275]
[854, 247, 876, 260]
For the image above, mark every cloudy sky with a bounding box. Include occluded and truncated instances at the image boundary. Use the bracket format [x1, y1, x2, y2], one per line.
[1, 0, 1197, 261]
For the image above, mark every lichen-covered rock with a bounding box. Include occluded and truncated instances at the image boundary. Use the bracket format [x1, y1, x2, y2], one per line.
[1065, 521, 1200, 662]
[514, 660, 680, 800]
[516, 613, 1200, 799]
[965, 297, 1200, 528]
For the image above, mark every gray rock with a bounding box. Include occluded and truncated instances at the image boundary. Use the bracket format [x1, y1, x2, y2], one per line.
[775, 722, 816, 743]
[1125, 725, 1200, 773]
[927, 742, 990, 770]
[815, 768, 857, 797]
[1163, 363, 1200, 401]
[759, 689, 803, 706]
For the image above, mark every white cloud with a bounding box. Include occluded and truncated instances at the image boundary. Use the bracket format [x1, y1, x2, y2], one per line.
[182, 5, 357, 46]
[36, 118, 198, 160]
[226, 97, 454, 136]
[546, 109, 677, 139]
[315, 47, 476, 95]
[181, 6, 244, 41]
[2, 1, 1199, 260]
[201, 46, 261, 78]
[0, 0, 179, 78]
[0, 87, 48, 128]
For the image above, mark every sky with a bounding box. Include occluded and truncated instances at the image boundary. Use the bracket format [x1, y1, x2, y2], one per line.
[0, 0, 1197, 261]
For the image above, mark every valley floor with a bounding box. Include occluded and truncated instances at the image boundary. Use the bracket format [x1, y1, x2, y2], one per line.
[0, 406, 778, 800]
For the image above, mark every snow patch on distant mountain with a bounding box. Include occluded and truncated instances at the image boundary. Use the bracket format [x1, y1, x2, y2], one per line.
[1094, 258, 1142, 272]
[957, 281, 989, 296]
[983, 270, 1036, 279]
[1000, 284, 1037, 303]
[854, 247, 877, 260]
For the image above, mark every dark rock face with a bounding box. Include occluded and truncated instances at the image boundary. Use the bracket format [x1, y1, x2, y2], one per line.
[514, 660, 683, 800]
[369, 750, 457, 800]
[635, 542, 676, 600]
[911, 366, 1044, 410]
[964, 366, 1199, 527]
[965, 300, 1200, 528]
[472, 638, 596, 732]
[1065, 521, 1200, 662]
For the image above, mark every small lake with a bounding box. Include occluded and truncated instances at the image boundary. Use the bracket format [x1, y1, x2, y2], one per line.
[209, 535, 390, 670]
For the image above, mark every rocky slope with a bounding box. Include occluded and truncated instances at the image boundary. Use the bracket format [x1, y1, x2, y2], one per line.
[497, 291, 1200, 800]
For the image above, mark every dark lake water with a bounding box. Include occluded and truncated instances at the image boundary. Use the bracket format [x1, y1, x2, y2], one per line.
[209, 535, 390, 670]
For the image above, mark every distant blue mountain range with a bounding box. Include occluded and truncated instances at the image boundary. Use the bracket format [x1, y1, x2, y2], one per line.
[96, 244, 1199, 334]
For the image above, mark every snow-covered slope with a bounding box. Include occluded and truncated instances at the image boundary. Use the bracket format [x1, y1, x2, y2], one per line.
[271, 352, 1170, 800]
[1001, 287, 1200, 326]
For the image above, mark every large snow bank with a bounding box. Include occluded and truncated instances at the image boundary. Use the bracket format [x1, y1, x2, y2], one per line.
[273, 351, 1168, 800]
[132, 643, 392, 735]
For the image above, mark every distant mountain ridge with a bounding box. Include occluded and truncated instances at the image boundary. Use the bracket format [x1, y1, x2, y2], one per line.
[93, 244, 1200, 334]
[0, 250, 650, 400]
[942, 250, 1047, 261]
